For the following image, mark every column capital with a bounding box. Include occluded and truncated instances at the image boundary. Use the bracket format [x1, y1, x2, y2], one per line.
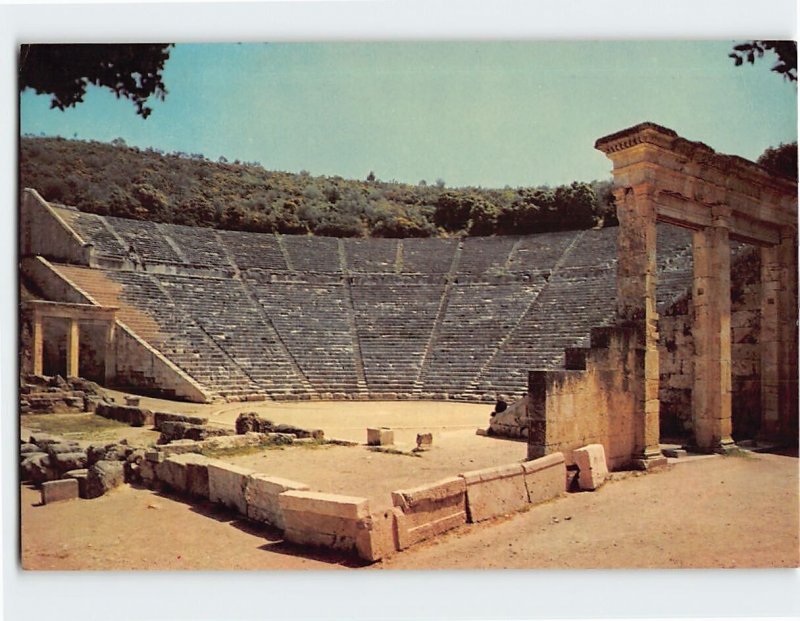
[710, 204, 733, 229]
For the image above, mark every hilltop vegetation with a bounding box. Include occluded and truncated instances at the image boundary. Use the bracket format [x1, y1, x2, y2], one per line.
[20, 135, 616, 237]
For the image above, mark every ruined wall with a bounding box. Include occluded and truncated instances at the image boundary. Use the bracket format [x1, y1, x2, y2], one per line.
[20, 189, 91, 265]
[658, 248, 762, 440]
[528, 325, 643, 470]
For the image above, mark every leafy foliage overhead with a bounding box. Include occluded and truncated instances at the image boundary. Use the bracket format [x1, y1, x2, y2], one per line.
[20, 135, 617, 238]
[19, 44, 174, 118]
[730, 40, 797, 82]
[757, 142, 798, 181]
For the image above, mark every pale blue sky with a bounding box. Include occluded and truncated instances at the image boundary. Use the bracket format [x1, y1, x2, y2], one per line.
[20, 41, 798, 188]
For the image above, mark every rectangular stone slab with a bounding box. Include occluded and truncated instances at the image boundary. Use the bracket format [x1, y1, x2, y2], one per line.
[460, 462, 527, 523]
[391, 476, 467, 549]
[245, 475, 309, 530]
[355, 507, 402, 563]
[41, 478, 79, 504]
[572, 444, 609, 491]
[279, 491, 371, 554]
[207, 462, 256, 515]
[522, 452, 567, 504]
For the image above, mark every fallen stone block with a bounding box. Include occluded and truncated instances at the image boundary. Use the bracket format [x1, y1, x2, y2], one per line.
[460, 462, 527, 523]
[391, 476, 467, 549]
[522, 452, 567, 504]
[46, 442, 82, 457]
[573, 444, 608, 491]
[41, 478, 79, 504]
[159, 440, 204, 457]
[662, 447, 688, 459]
[30, 433, 61, 448]
[367, 428, 394, 446]
[415, 433, 433, 450]
[21, 452, 57, 485]
[154, 411, 209, 431]
[64, 469, 89, 498]
[279, 491, 371, 554]
[52, 451, 88, 474]
[208, 462, 256, 515]
[245, 475, 310, 530]
[20, 443, 39, 455]
[85, 460, 125, 499]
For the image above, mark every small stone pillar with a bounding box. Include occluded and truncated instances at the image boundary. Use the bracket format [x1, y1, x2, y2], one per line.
[690, 206, 735, 453]
[32, 311, 44, 375]
[615, 184, 664, 468]
[759, 231, 799, 442]
[66, 318, 80, 378]
[104, 320, 117, 384]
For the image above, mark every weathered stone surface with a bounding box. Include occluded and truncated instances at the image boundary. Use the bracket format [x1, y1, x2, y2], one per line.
[154, 411, 208, 431]
[573, 444, 608, 491]
[207, 462, 255, 515]
[30, 433, 60, 448]
[52, 451, 88, 474]
[41, 478, 79, 504]
[355, 508, 401, 562]
[367, 428, 394, 446]
[20, 443, 39, 455]
[460, 462, 527, 523]
[522, 452, 567, 504]
[245, 474, 309, 530]
[85, 460, 125, 499]
[21, 452, 57, 485]
[415, 433, 433, 450]
[391, 476, 467, 549]
[279, 491, 371, 554]
[64, 469, 89, 498]
[96, 402, 153, 427]
[157, 453, 217, 498]
[46, 442, 82, 457]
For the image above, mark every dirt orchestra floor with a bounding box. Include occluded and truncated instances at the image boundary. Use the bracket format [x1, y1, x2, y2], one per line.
[19, 393, 800, 570]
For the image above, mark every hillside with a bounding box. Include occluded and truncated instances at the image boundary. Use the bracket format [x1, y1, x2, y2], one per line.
[20, 135, 616, 238]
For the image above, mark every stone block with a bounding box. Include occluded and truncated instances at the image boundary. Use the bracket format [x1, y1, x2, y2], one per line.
[157, 453, 217, 498]
[279, 491, 371, 554]
[245, 474, 310, 530]
[154, 411, 209, 431]
[85, 460, 125, 499]
[415, 433, 433, 450]
[367, 428, 394, 446]
[52, 451, 88, 474]
[41, 478, 79, 504]
[460, 462, 527, 523]
[391, 476, 467, 549]
[208, 462, 255, 515]
[573, 444, 609, 491]
[355, 508, 402, 563]
[521, 452, 567, 504]
[64, 468, 89, 498]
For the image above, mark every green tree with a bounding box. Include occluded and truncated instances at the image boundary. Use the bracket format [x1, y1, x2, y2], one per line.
[757, 142, 797, 181]
[730, 40, 797, 82]
[19, 43, 173, 118]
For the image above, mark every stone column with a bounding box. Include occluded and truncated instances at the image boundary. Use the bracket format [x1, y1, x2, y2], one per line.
[615, 184, 664, 468]
[66, 318, 80, 378]
[759, 231, 798, 442]
[690, 206, 735, 453]
[104, 320, 117, 384]
[32, 311, 44, 375]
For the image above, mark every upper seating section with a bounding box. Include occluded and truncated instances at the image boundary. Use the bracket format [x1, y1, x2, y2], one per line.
[53, 207, 128, 259]
[217, 229, 287, 272]
[105, 216, 184, 265]
[282, 235, 341, 273]
[507, 230, 579, 273]
[161, 224, 232, 268]
[400, 238, 458, 274]
[456, 236, 518, 276]
[343, 238, 398, 273]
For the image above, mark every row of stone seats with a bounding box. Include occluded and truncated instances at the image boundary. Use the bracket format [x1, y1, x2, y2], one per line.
[420, 282, 544, 394]
[281, 235, 341, 273]
[343, 238, 398, 273]
[400, 238, 458, 274]
[559, 227, 618, 268]
[506, 230, 580, 273]
[156, 274, 308, 397]
[105, 270, 261, 398]
[54, 207, 129, 259]
[105, 216, 184, 265]
[217, 229, 288, 271]
[457, 236, 519, 275]
[160, 223, 233, 268]
[245, 274, 361, 393]
[478, 268, 618, 397]
[351, 283, 443, 392]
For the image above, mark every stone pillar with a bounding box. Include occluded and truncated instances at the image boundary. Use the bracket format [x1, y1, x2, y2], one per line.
[104, 320, 117, 384]
[66, 318, 80, 378]
[759, 231, 798, 442]
[32, 311, 44, 375]
[690, 206, 735, 453]
[614, 184, 664, 468]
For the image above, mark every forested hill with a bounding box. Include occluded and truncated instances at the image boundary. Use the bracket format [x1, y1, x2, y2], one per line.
[20, 135, 617, 238]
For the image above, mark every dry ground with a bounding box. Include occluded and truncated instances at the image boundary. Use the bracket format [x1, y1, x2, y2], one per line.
[19, 394, 800, 570]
